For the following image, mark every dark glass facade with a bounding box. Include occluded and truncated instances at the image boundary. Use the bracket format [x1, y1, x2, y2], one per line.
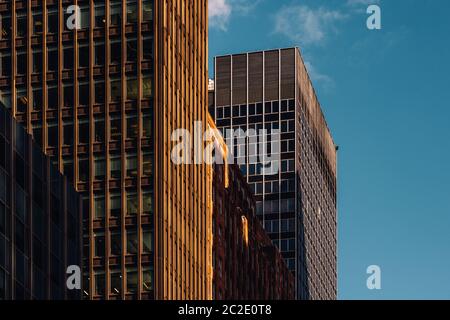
[0, 102, 82, 300]
[211, 48, 337, 300]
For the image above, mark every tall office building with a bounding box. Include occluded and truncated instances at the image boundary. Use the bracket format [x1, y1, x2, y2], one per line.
[0, 102, 82, 300]
[211, 48, 337, 299]
[207, 114, 294, 300]
[0, 0, 209, 300]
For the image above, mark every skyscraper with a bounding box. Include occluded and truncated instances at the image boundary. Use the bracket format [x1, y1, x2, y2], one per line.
[0, 101, 82, 300]
[0, 0, 209, 300]
[211, 48, 337, 300]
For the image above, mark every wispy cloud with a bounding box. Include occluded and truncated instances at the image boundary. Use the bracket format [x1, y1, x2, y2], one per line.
[346, 0, 380, 6]
[304, 61, 335, 90]
[209, 0, 262, 31]
[274, 5, 346, 46]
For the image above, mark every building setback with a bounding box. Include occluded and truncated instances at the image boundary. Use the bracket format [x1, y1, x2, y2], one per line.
[211, 48, 337, 300]
[207, 115, 294, 300]
[0, 102, 82, 300]
[0, 0, 210, 300]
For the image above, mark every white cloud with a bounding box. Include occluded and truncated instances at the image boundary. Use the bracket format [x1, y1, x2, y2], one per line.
[274, 5, 346, 45]
[304, 61, 334, 89]
[209, 0, 261, 31]
[346, 0, 380, 6]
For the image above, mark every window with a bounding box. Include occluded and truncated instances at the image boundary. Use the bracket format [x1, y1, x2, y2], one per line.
[94, 232, 105, 257]
[16, 13, 27, 37]
[47, 123, 58, 148]
[110, 157, 121, 180]
[94, 196, 105, 219]
[127, 1, 138, 24]
[110, 270, 122, 294]
[63, 84, 73, 108]
[78, 158, 89, 183]
[78, 43, 89, 68]
[110, 117, 121, 140]
[143, 230, 152, 253]
[79, 83, 89, 106]
[95, 82, 105, 104]
[0, 51, 11, 76]
[94, 3, 105, 28]
[110, 79, 121, 102]
[64, 47, 73, 70]
[126, 155, 137, 178]
[110, 40, 121, 64]
[143, 76, 152, 98]
[47, 48, 58, 72]
[17, 51, 26, 75]
[127, 269, 137, 294]
[127, 78, 138, 100]
[127, 116, 137, 139]
[110, 231, 121, 256]
[94, 272, 105, 296]
[127, 38, 137, 62]
[78, 121, 89, 144]
[94, 157, 105, 181]
[126, 229, 137, 254]
[32, 87, 42, 111]
[80, 4, 90, 29]
[95, 43, 105, 66]
[47, 10, 58, 33]
[143, 154, 152, 177]
[110, 194, 121, 218]
[48, 86, 58, 110]
[0, 13, 11, 40]
[33, 12, 43, 34]
[94, 119, 105, 143]
[126, 193, 137, 216]
[63, 122, 73, 146]
[142, 267, 153, 292]
[143, 0, 153, 21]
[110, 1, 122, 26]
[32, 50, 42, 73]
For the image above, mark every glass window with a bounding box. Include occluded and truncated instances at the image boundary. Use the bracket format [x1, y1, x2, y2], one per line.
[127, 1, 138, 24]
[94, 119, 105, 143]
[95, 82, 105, 104]
[17, 51, 26, 75]
[143, 76, 152, 98]
[94, 232, 105, 257]
[143, 154, 152, 177]
[110, 79, 121, 102]
[110, 40, 121, 64]
[110, 231, 121, 256]
[47, 10, 58, 33]
[126, 116, 137, 139]
[78, 120, 89, 144]
[78, 43, 89, 68]
[78, 158, 89, 183]
[126, 155, 137, 178]
[126, 229, 137, 254]
[48, 48, 58, 72]
[110, 1, 122, 26]
[110, 194, 121, 218]
[94, 157, 105, 181]
[0, 13, 11, 40]
[32, 87, 42, 112]
[94, 3, 105, 28]
[94, 196, 105, 219]
[94, 272, 105, 296]
[143, 0, 153, 22]
[79, 83, 89, 106]
[110, 117, 121, 141]
[63, 47, 73, 70]
[0, 51, 11, 77]
[110, 157, 121, 180]
[95, 43, 105, 66]
[110, 270, 122, 294]
[142, 267, 152, 292]
[127, 269, 137, 293]
[33, 12, 43, 34]
[32, 50, 42, 74]
[48, 86, 58, 109]
[126, 78, 137, 100]
[63, 122, 73, 146]
[47, 123, 58, 148]
[16, 13, 27, 37]
[126, 193, 137, 216]
[63, 84, 73, 108]
[143, 230, 152, 253]
[127, 38, 137, 62]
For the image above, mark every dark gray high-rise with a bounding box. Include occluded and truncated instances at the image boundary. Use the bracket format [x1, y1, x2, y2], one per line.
[210, 48, 338, 300]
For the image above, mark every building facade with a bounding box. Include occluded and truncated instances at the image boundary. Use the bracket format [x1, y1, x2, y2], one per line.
[0, 0, 209, 300]
[207, 115, 294, 300]
[0, 102, 82, 300]
[211, 48, 337, 300]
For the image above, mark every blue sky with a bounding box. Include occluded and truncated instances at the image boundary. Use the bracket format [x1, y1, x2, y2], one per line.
[208, 0, 450, 300]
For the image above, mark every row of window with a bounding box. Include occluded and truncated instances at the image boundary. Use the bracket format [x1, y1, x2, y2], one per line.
[0, 77, 152, 112]
[0, 0, 153, 40]
[264, 218, 295, 234]
[250, 179, 295, 195]
[215, 99, 296, 120]
[91, 266, 153, 297]
[92, 228, 153, 258]
[90, 192, 153, 220]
